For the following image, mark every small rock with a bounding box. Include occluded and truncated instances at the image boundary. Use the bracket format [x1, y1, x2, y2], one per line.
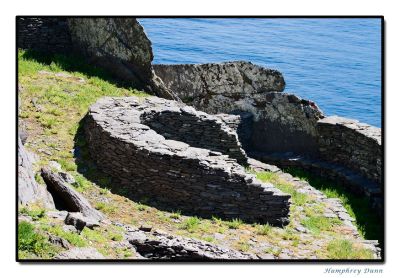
[62, 224, 78, 233]
[46, 210, 68, 220]
[65, 212, 100, 231]
[48, 234, 71, 249]
[49, 161, 62, 172]
[139, 225, 152, 232]
[59, 172, 76, 184]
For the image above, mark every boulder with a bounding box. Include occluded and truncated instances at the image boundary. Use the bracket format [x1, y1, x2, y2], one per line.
[40, 167, 104, 221]
[64, 212, 100, 231]
[18, 137, 55, 208]
[154, 62, 324, 154]
[67, 18, 178, 100]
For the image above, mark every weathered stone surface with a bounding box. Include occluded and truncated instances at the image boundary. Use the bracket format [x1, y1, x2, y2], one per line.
[154, 62, 324, 154]
[317, 116, 382, 185]
[18, 137, 55, 208]
[54, 247, 105, 260]
[17, 17, 72, 54]
[64, 212, 100, 231]
[48, 234, 71, 249]
[124, 226, 258, 260]
[84, 96, 291, 226]
[40, 167, 104, 221]
[67, 18, 178, 100]
[17, 17, 178, 100]
[154, 61, 285, 103]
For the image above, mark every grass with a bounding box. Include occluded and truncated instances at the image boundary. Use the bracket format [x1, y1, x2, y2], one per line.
[180, 216, 201, 232]
[327, 239, 374, 259]
[227, 218, 243, 229]
[19, 206, 46, 221]
[18, 221, 60, 259]
[255, 171, 310, 206]
[44, 224, 87, 247]
[256, 224, 273, 235]
[284, 167, 382, 243]
[18, 49, 380, 260]
[301, 215, 341, 235]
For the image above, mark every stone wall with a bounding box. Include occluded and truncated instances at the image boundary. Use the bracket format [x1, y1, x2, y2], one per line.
[17, 17, 72, 54]
[17, 17, 178, 100]
[140, 107, 248, 165]
[317, 116, 382, 185]
[154, 62, 324, 154]
[84, 96, 290, 226]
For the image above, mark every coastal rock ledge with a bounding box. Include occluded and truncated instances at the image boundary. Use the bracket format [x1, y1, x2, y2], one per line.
[84, 96, 291, 226]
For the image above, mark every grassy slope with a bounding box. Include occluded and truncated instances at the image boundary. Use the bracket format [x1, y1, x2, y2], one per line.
[18, 50, 375, 260]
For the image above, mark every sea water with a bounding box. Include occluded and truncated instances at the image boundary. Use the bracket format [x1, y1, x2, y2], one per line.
[139, 18, 382, 127]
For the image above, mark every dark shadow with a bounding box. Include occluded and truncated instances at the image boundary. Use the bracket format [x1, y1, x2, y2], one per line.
[284, 167, 383, 245]
[19, 49, 138, 91]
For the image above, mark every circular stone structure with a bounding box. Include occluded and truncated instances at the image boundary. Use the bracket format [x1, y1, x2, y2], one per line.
[84, 96, 291, 226]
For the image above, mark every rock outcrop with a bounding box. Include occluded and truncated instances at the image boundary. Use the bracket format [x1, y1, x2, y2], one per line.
[17, 17, 178, 100]
[18, 137, 54, 208]
[40, 167, 104, 222]
[154, 62, 324, 154]
[154, 61, 285, 105]
[84, 96, 291, 226]
[67, 18, 178, 100]
[125, 226, 258, 260]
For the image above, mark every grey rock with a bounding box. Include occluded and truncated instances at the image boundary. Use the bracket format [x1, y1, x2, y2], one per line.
[126, 229, 257, 260]
[54, 247, 105, 259]
[48, 161, 62, 172]
[48, 234, 71, 249]
[64, 212, 100, 231]
[67, 18, 178, 100]
[59, 172, 76, 184]
[40, 167, 104, 221]
[18, 137, 55, 208]
[154, 62, 324, 154]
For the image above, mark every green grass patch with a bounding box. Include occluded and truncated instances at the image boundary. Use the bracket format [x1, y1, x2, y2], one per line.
[18, 221, 59, 259]
[227, 218, 243, 229]
[256, 224, 273, 236]
[284, 167, 382, 242]
[19, 206, 46, 221]
[327, 239, 374, 259]
[301, 215, 342, 235]
[180, 216, 201, 232]
[45, 225, 87, 247]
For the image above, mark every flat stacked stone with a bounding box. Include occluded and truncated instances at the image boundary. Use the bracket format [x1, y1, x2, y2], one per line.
[317, 116, 382, 186]
[84, 96, 290, 226]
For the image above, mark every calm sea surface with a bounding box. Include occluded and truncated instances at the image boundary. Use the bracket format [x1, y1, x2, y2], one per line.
[139, 18, 381, 127]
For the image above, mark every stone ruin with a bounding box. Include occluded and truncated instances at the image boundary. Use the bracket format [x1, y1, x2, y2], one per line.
[84, 96, 291, 226]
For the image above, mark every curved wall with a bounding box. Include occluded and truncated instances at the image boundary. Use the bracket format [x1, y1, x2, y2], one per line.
[84, 97, 291, 226]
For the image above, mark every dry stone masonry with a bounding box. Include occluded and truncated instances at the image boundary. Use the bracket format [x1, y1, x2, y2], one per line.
[317, 116, 382, 186]
[84, 96, 291, 226]
[154, 62, 324, 154]
[17, 17, 72, 54]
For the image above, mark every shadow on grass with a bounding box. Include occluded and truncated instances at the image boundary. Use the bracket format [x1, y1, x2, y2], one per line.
[284, 167, 383, 244]
[19, 49, 136, 90]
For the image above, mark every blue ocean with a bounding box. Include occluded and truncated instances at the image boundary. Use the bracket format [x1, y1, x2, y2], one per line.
[139, 18, 382, 127]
